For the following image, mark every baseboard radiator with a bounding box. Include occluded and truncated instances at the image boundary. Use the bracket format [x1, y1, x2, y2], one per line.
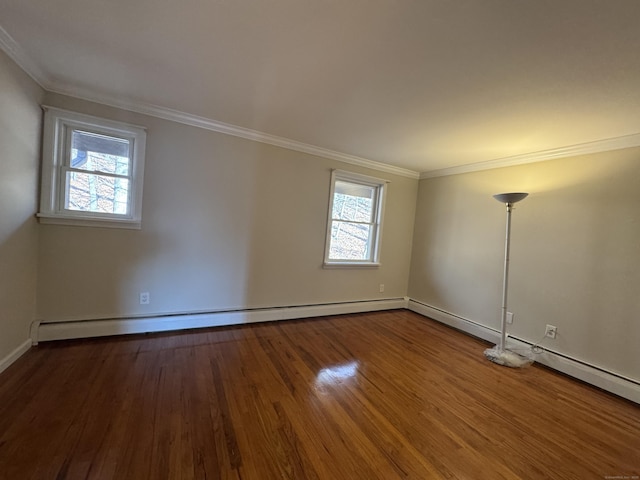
[35, 298, 408, 342]
[28, 297, 639, 404]
[407, 299, 640, 404]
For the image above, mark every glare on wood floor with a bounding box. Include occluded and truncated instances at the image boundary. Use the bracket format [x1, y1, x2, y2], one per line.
[0, 310, 638, 479]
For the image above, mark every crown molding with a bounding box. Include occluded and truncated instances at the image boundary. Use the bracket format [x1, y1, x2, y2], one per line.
[0, 25, 49, 87]
[4, 26, 638, 182]
[420, 133, 640, 179]
[0, 25, 418, 179]
[45, 82, 421, 179]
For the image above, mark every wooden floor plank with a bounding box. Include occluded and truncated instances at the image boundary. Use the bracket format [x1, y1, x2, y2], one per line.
[0, 310, 638, 479]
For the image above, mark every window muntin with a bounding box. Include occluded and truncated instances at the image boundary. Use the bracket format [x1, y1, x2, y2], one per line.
[38, 107, 146, 229]
[63, 171, 131, 214]
[324, 170, 386, 266]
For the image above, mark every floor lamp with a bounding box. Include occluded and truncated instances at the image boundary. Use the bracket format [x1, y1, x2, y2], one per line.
[484, 192, 533, 368]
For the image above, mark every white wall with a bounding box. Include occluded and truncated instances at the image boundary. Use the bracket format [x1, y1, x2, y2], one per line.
[408, 151, 640, 382]
[37, 93, 418, 323]
[0, 50, 43, 365]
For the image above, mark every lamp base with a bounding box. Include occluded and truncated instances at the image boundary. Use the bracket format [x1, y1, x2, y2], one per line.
[484, 346, 533, 368]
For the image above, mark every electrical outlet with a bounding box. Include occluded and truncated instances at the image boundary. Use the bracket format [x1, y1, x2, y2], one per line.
[379, 284, 385, 293]
[506, 312, 514, 324]
[139, 292, 150, 305]
[545, 324, 557, 339]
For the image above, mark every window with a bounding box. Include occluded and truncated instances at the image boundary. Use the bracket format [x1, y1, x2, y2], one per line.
[38, 107, 147, 229]
[324, 170, 387, 267]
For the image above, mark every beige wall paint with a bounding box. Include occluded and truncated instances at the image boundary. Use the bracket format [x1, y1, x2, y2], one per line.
[0, 51, 43, 360]
[3, 52, 636, 392]
[37, 93, 418, 322]
[408, 151, 640, 381]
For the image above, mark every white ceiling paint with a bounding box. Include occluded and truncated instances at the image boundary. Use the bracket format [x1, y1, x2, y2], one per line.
[1, 0, 640, 176]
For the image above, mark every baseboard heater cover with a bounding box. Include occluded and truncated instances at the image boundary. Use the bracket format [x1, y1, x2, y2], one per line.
[36, 298, 409, 343]
[407, 299, 640, 405]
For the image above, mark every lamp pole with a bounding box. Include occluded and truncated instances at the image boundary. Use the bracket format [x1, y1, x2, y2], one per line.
[492, 192, 528, 353]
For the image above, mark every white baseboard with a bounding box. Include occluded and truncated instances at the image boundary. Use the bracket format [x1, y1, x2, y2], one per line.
[34, 297, 639, 403]
[30, 320, 40, 346]
[0, 339, 31, 375]
[408, 299, 640, 404]
[36, 298, 409, 342]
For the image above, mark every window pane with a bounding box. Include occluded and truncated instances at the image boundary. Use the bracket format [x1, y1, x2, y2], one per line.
[332, 181, 374, 222]
[328, 221, 372, 260]
[334, 180, 374, 198]
[71, 130, 130, 175]
[65, 171, 130, 215]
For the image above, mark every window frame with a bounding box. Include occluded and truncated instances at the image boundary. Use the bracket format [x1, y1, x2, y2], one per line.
[38, 106, 147, 229]
[323, 169, 388, 268]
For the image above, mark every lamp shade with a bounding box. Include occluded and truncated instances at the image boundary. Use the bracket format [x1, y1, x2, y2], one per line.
[493, 192, 528, 204]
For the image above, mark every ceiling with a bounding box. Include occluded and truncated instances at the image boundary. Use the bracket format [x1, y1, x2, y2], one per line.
[2, 0, 640, 176]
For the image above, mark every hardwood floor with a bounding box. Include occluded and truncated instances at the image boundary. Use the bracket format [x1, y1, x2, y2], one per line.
[0, 310, 638, 479]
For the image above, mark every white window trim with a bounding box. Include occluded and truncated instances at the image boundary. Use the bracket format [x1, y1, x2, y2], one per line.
[38, 106, 147, 229]
[323, 169, 388, 268]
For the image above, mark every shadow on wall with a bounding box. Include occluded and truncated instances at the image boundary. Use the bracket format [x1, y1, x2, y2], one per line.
[0, 217, 38, 354]
[0, 51, 42, 357]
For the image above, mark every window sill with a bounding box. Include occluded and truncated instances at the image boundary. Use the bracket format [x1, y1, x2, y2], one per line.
[37, 213, 141, 230]
[323, 261, 381, 269]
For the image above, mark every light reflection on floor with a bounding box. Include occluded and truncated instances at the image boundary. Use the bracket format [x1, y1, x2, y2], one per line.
[314, 360, 360, 393]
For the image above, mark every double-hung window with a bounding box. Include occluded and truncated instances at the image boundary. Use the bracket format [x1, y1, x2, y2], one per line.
[38, 107, 147, 229]
[324, 170, 387, 267]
